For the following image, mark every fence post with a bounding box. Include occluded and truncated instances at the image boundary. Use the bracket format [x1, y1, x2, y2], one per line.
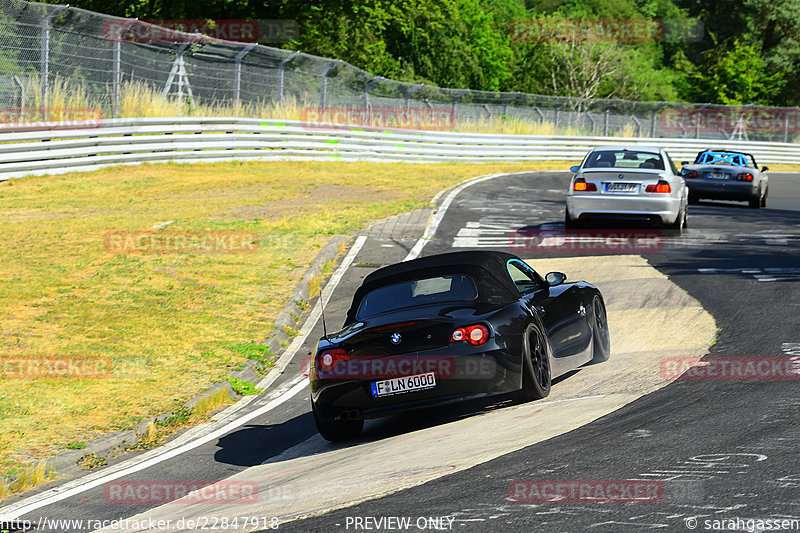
[111, 20, 134, 118]
[320, 60, 338, 111]
[650, 104, 662, 138]
[405, 83, 423, 111]
[785, 111, 790, 144]
[603, 109, 609, 136]
[451, 90, 466, 125]
[695, 112, 700, 139]
[13, 75, 24, 121]
[631, 116, 642, 137]
[39, 5, 67, 118]
[112, 40, 121, 117]
[585, 112, 596, 135]
[233, 42, 257, 106]
[277, 51, 298, 105]
[364, 76, 383, 124]
[555, 100, 565, 133]
[502, 92, 518, 118]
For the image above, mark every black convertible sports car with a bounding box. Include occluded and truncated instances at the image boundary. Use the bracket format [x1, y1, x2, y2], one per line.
[309, 250, 610, 441]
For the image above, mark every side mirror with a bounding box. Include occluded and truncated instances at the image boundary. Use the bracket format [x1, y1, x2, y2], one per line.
[545, 272, 567, 286]
[569, 165, 580, 173]
[761, 166, 769, 172]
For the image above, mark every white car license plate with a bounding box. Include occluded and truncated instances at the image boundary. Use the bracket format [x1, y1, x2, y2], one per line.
[606, 182, 637, 192]
[371, 372, 436, 397]
[707, 172, 728, 180]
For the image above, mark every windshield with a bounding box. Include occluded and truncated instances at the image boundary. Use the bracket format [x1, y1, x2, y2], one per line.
[583, 150, 664, 170]
[356, 274, 478, 319]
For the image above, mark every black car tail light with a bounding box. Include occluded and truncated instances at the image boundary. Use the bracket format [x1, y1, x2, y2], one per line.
[645, 180, 671, 193]
[451, 324, 489, 346]
[737, 173, 754, 181]
[316, 348, 349, 373]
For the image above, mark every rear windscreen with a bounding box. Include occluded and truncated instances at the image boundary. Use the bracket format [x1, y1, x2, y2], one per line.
[584, 150, 664, 170]
[356, 274, 478, 319]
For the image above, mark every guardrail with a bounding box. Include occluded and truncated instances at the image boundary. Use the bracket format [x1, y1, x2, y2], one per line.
[1, 117, 798, 180]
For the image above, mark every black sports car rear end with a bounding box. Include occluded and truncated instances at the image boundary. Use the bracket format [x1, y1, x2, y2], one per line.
[309, 250, 610, 441]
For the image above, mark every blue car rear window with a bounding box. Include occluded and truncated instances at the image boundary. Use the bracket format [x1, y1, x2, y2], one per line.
[356, 274, 478, 319]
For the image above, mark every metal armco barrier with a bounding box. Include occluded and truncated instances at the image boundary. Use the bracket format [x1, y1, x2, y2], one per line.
[1, 117, 798, 180]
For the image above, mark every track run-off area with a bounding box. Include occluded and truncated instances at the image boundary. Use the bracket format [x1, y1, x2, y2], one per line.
[2, 170, 799, 533]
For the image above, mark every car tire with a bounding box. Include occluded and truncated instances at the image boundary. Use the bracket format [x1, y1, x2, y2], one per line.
[760, 187, 768, 207]
[564, 208, 578, 230]
[667, 204, 687, 232]
[591, 296, 611, 363]
[749, 194, 761, 208]
[688, 191, 700, 204]
[516, 324, 551, 401]
[312, 399, 364, 442]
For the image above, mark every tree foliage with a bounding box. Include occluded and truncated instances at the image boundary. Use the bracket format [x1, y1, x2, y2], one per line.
[39, 0, 799, 106]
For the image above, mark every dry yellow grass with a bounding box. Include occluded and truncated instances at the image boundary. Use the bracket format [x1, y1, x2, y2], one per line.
[0, 160, 573, 495]
[10, 76, 103, 123]
[455, 116, 586, 136]
[761, 163, 800, 171]
[614, 123, 638, 138]
[13, 78, 581, 134]
[118, 81, 306, 120]
[192, 386, 234, 417]
[0, 460, 53, 499]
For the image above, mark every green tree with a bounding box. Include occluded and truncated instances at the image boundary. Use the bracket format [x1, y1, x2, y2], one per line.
[681, 37, 785, 105]
[675, 0, 800, 105]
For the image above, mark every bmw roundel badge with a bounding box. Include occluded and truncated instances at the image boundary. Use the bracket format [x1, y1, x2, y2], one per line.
[390, 332, 402, 344]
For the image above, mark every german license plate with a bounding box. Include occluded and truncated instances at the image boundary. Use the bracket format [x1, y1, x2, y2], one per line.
[371, 372, 436, 397]
[606, 182, 637, 192]
[707, 172, 728, 180]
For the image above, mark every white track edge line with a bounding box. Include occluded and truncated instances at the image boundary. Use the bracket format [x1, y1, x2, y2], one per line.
[404, 171, 533, 261]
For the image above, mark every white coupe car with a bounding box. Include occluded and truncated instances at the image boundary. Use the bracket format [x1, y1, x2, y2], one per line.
[565, 147, 688, 231]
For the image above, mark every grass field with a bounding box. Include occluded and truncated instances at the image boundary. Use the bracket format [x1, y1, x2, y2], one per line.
[0, 160, 577, 492]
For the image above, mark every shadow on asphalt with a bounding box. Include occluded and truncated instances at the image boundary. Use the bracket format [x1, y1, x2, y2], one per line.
[213, 367, 590, 466]
[214, 412, 315, 466]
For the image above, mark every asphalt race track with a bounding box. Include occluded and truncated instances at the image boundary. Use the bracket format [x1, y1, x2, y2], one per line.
[1, 171, 798, 533]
